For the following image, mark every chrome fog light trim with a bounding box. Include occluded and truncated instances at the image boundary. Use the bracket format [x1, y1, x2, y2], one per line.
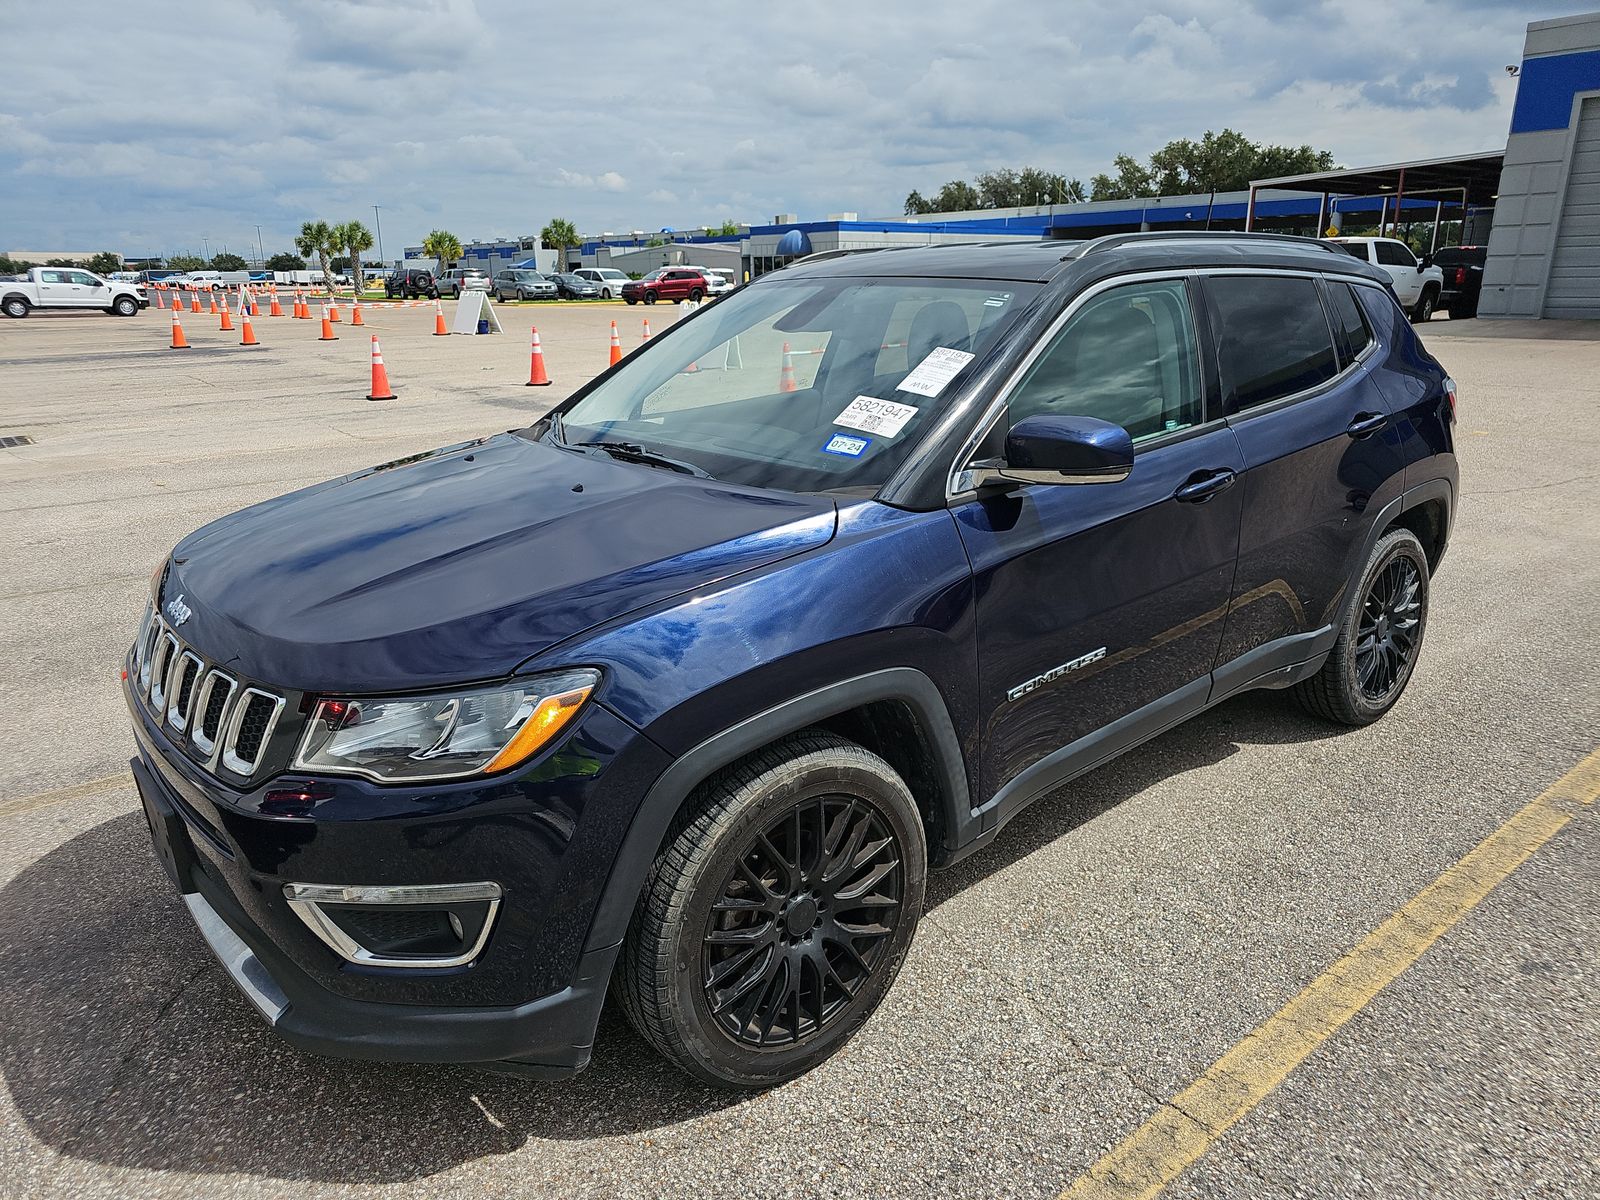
[282, 881, 502, 969]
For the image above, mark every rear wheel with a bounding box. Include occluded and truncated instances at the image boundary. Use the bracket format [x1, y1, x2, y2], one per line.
[616, 731, 927, 1088]
[689, 288, 704, 302]
[2, 296, 28, 319]
[1295, 528, 1429, 726]
[1410, 288, 1438, 323]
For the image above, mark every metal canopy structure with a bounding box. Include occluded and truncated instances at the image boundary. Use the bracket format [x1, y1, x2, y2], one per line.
[1245, 150, 1506, 247]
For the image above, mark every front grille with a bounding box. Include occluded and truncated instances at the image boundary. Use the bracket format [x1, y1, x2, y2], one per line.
[131, 603, 286, 780]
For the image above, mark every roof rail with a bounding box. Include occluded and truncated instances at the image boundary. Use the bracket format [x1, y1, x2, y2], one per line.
[1070, 230, 1342, 258]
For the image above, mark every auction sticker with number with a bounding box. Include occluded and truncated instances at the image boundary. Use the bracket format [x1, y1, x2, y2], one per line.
[834, 395, 920, 438]
[897, 346, 975, 398]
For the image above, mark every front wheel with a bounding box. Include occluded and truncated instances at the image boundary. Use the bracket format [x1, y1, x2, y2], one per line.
[642, 290, 657, 305]
[624, 297, 637, 305]
[601, 288, 614, 299]
[112, 295, 139, 316]
[616, 731, 927, 1088]
[1295, 528, 1429, 726]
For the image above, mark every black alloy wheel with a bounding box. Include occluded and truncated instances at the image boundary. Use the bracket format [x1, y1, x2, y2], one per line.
[1355, 554, 1422, 702]
[702, 794, 903, 1048]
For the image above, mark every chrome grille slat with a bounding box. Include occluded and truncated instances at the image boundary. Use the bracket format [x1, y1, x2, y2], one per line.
[129, 613, 285, 781]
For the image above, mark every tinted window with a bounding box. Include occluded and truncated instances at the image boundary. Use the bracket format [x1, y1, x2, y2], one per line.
[70, 272, 100, 286]
[1337, 242, 1370, 262]
[1432, 247, 1485, 268]
[1327, 282, 1372, 363]
[1009, 279, 1203, 441]
[1375, 241, 1416, 268]
[1206, 275, 1337, 412]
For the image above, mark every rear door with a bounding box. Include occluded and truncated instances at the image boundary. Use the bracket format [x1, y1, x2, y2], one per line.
[36, 270, 81, 307]
[1202, 271, 1408, 688]
[1375, 240, 1422, 305]
[952, 276, 1245, 811]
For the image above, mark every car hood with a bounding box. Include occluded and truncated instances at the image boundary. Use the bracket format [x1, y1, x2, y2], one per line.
[163, 433, 837, 693]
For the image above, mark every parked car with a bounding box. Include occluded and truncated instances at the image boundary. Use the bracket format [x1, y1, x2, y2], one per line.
[1329, 237, 1444, 322]
[124, 233, 1456, 1089]
[697, 268, 734, 296]
[572, 267, 631, 299]
[385, 267, 439, 299]
[180, 271, 227, 291]
[494, 269, 558, 302]
[551, 272, 601, 299]
[1428, 245, 1487, 319]
[2, 266, 146, 317]
[621, 267, 710, 305]
[437, 267, 491, 298]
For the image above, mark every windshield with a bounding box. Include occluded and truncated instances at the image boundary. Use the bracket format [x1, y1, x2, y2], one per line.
[553, 274, 1041, 494]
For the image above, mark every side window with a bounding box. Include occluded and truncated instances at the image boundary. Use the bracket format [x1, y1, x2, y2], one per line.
[1206, 275, 1338, 412]
[70, 271, 100, 286]
[1008, 279, 1202, 442]
[1376, 241, 1416, 268]
[1327, 281, 1372, 363]
[1339, 243, 1370, 263]
[42, 270, 68, 284]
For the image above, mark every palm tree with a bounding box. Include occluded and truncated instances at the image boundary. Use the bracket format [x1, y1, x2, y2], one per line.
[336, 220, 374, 293]
[422, 229, 463, 271]
[540, 218, 579, 271]
[295, 221, 338, 294]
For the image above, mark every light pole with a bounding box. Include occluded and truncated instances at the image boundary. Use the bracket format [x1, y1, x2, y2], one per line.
[202, 235, 210, 261]
[373, 205, 384, 265]
[255, 225, 265, 267]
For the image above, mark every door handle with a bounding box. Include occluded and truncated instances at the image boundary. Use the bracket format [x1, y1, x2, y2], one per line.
[1347, 411, 1388, 439]
[1174, 468, 1237, 503]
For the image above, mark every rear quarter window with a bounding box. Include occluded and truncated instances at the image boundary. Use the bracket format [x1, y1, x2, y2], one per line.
[1205, 275, 1338, 413]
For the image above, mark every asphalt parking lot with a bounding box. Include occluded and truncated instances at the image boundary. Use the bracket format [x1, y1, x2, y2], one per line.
[0, 301, 1596, 1199]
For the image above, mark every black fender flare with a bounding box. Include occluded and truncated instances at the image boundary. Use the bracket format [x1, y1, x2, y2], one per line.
[582, 666, 972, 954]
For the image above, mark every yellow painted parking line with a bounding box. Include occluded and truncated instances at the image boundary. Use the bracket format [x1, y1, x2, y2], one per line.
[0, 771, 130, 820]
[1063, 746, 1600, 1200]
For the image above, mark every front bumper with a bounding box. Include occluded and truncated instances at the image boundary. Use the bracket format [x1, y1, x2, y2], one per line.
[124, 667, 669, 1075]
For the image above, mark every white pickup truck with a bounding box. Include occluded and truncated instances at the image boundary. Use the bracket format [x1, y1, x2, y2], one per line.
[1329, 237, 1445, 322]
[2, 267, 147, 318]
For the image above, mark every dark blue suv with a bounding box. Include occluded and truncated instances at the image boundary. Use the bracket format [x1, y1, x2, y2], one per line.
[126, 233, 1457, 1088]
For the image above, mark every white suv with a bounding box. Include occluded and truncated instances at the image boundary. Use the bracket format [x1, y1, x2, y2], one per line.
[1329, 238, 1443, 322]
[573, 267, 631, 299]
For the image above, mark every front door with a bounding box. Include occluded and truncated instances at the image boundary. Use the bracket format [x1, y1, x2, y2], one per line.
[952, 277, 1244, 815]
[71, 271, 110, 308]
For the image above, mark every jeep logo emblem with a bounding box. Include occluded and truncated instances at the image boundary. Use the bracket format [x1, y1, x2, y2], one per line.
[164, 593, 192, 627]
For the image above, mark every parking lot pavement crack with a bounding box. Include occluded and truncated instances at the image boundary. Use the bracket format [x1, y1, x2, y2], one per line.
[1472, 472, 1594, 495]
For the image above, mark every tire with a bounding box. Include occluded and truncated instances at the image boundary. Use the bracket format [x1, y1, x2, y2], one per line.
[2, 296, 29, 319]
[625, 297, 637, 305]
[113, 295, 139, 316]
[643, 290, 658, 305]
[602, 288, 614, 299]
[1410, 288, 1438, 323]
[1447, 303, 1475, 321]
[616, 730, 927, 1089]
[1294, 528, 1429, 726]
[688, 288, 703, 302]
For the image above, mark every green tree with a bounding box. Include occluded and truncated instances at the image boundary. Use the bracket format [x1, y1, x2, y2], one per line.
[933, 180, 981, 212]
[265, 252, 305, 272]
[210, 252, 248, 271]
[166, 253, 206, 271]
[44, 258, 79, 267]
[1091, 130, 1338, 200]
[0, 257, 38, 275]
[540, 218, 580, 271]
[422, 229, 463, 269]
[295, 220, 339, 290]
[86, 251, 122, 275]
[335, 220, 374, 291]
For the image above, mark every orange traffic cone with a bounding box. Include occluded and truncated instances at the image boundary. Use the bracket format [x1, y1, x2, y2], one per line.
[268, 288, 282, 317]
[608, 320, 622, 365]
[525, 326, 552, 387]
[240, 308, 259, 346]
[642, 318, 651, 342]
[779, 342, 798, 392]
[219, 300, 233, 331]
[351, 299, 364, 326]
[190, 291, 201, 313]
[169, 308, 189, 350]
[208, 291, 219, 315]
[153, 288, 165, 310]
[433, 298, 449, 336]
[318, 304, 338, 341]
[365, 335, 396, 401]
[328, 301, 341, 323]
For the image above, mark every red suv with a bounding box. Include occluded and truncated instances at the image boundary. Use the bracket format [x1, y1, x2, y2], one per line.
[621, 268, 708, 305]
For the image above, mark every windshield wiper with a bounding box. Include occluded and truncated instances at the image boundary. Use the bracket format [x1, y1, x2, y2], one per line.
[582, 440, 711, 478]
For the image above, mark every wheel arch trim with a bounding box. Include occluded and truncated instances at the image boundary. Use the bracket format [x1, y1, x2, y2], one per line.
[582, 667, 972, 954]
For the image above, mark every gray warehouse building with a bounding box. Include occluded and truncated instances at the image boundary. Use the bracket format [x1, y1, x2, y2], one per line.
[1479, 10, 1600, 319]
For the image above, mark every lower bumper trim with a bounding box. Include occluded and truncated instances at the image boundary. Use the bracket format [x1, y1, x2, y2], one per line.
[183, 891, 289, 1026]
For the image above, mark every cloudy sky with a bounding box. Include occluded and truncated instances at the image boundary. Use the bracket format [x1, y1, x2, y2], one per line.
[0, 0, 1582, 260]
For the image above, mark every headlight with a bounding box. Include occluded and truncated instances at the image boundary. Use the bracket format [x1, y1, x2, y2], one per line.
[292, 669, 599, 784]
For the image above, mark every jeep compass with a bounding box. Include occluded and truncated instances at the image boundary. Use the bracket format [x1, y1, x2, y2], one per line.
[126, 233, 1457, 1087]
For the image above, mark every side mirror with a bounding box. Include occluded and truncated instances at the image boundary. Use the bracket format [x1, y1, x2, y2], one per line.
[967, 414, 1135, 489]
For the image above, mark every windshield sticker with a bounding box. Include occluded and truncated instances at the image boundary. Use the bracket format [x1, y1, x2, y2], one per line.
[896, 346, 975, 398]
[821, 433, 871, 458]
[983, 293, 1013, 308]
[834, 395, 920, 438]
